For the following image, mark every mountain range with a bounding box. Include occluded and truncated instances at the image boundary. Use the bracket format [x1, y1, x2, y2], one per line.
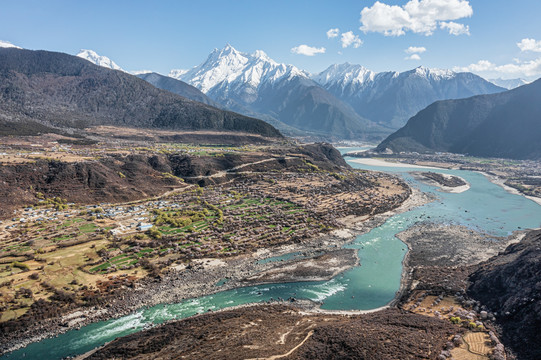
[376, 77, 541, 159]
[171, 45, 505, 138]
[0, 47, 280, 138]
[314, 63, 504, 129]
[172, 45, 387, 140]
[77, 45, 510, 141]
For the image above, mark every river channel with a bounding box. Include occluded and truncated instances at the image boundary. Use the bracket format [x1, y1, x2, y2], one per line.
[4, 149, 541, 359]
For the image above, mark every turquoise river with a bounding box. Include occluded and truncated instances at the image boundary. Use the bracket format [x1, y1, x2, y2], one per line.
[3, 149, 541, 359]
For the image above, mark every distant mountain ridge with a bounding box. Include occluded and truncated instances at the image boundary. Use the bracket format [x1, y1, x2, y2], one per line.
[76, 49, 123, 71]
[489, 77, 530, 90]
[175, 45, 389, 140]
[172, 45, 505, 138]
[0, 48, 281, 138]
[376, 78, 541, 159]
[73, 45, 509, 141]
[313, 63, 505, 129]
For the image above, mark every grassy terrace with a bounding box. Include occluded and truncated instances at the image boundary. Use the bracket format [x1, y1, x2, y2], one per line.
[0, 182, 331, 321]
[85, 187, 325, 274]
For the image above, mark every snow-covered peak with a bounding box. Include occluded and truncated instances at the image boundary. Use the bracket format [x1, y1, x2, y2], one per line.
[0, 40, 21, 49]
[252, 49, 273, 63]
[313, 63, 375, 87]
[169, 69, 188, 79]
[76, 49, 123, 71]
[178, 44, 308, 93]
[412, 66, 455, 80]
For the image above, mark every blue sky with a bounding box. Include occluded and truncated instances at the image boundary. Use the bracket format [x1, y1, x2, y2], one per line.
[2, 0, 541, 80]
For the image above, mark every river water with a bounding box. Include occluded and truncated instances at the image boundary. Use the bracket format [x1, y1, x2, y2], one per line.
[4, 149, 541, 359]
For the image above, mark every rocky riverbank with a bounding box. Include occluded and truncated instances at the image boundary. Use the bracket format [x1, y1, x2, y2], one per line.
[240, 249, 359, 285]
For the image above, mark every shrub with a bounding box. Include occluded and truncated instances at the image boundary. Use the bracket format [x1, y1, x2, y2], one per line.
[147, 227, 162, 240]
[12, 261, 29, 271]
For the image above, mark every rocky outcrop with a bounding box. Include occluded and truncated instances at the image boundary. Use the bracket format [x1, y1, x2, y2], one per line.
[468, 229, 541, 360]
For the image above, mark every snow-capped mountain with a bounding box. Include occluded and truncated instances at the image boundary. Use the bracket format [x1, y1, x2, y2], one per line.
[313, 64, 505, 129]
[176, 44, 309, 101]
[165, 44, 507, 139]
[76, 49, 123, 71]
[312, 63, 376, 92]
[489, 78, 530, 90]
[175, 45, 387, 140]
[169, 69, 188, 79]
[0, 40, 21, 49]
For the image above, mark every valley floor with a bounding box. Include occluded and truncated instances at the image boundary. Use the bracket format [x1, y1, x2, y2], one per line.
[2, 136, 536, 359]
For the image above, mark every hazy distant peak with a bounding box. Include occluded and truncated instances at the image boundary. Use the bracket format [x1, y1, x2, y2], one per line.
[0, 40, 21, 49]
[76, 49, 123, 71]
[488, 77, 530, 90]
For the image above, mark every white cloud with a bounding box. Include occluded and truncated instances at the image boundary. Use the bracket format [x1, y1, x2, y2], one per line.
[405, 54, 422, 60]
[405, 46, 426, 54]
[517, 38, 541, 52]
[291, 44, 326, 56]
[455, 58, 541, 78]
[360, 0, 472, 36]
[359, 2, 411, 36]
[454, 60, 496, 72]
[440, 21, 470, 35]
[327, 28, 340, 39]
[494, 58, 541, 77]
[340, 31, 363, 48]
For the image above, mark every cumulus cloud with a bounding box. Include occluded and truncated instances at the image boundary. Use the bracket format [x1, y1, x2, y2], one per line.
[494, 58, 541, 77]
[341, 31, 363, 48]
[405, 46, 427, 54]
[454, 60, 496, 72]
[440, 21, 470, 35]
[327, 28, 340, 39]
[360, 0, 473, 36]
[405, 54, 422, 60]
[517, 38, 541, 52]
[291, 44, 326, 56]
[455, 58, 541, 78]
